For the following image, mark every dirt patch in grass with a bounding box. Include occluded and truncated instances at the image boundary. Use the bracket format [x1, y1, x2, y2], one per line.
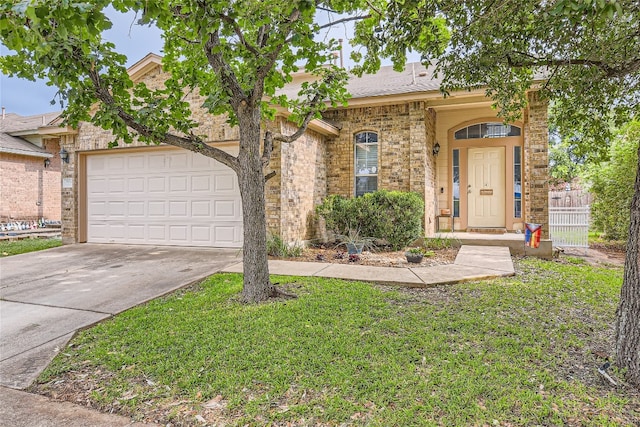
[270, 245, 458, 268]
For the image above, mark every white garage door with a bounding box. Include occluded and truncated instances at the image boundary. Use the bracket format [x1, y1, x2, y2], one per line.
[86, 148, 243, 247]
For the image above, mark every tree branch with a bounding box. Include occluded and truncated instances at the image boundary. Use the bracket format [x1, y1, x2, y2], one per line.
[507, 52, 640, 78]
[88, 70, 240, 174]
[272, 93, 322, 143]
[317, 14, 371, 31]
[264, 170, 277, 182]
[251, 8, 303, 104]
[262, 130, 274, 168]
[219, 13, 261, 56]
[204, 30, 248, 109]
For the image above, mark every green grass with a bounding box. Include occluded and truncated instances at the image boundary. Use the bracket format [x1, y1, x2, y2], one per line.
[34, 259, 637, 426]
[0, 237, 62, 257]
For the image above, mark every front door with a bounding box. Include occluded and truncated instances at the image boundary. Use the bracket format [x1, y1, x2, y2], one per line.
[467, 147, 506, 227]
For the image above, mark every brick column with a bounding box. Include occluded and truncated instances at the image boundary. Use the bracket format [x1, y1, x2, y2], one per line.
[524, 91, 549, 238]
[60, 134, 78, 244]
[409, 105, 436, 236]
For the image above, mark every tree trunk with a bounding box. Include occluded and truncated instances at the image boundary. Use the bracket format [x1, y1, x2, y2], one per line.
[236, 104, 273, 303]
[616, 146, 640, 388]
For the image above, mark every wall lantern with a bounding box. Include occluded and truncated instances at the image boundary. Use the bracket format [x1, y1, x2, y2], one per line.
[44, 158, 51, 168]
[432, 141, 441, 157]
[59, 148, 69, 163]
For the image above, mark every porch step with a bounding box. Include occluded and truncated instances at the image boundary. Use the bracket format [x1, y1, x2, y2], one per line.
[467, 228, 507, 234]
[433, 231, 553, 259]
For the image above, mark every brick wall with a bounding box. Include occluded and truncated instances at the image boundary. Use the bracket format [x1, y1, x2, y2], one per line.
[324, 104, 416, 196]
[278, 119, 327, 242]
[322, 102, 432, 229]
[0, 138, 61, 222]
[524, 91, 549, 238]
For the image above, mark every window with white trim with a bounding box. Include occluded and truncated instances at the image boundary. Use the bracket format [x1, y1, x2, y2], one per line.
[452, 149, 460, 217]
[514, 146, 522, 218]
[454, 123, 521, 140]
[354, 132, 378, 197]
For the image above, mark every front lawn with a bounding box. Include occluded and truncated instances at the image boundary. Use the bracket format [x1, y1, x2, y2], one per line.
[0, 237, 62, 257]
[33, 259, 639, 426]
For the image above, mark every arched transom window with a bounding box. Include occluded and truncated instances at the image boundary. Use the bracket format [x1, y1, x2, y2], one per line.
[354, 131, 378, 197]
[454, 122, 521, 140]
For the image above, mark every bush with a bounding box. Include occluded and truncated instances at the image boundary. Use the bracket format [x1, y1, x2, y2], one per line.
[586, 122, 639, 241]
[316, 190, 424, 250]
[266, 233, 303, 258]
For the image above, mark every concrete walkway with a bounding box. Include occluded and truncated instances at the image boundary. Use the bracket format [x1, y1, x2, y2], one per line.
[223, 245, 515, 286]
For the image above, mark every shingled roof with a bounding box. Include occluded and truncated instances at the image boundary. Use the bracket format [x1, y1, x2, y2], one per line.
[277, 62, 442, 101]
[0, 111, 61, 158]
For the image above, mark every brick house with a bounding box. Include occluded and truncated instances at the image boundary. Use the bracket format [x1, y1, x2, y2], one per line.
[55, 54, 548, 247]
[0, 110, 65, 222]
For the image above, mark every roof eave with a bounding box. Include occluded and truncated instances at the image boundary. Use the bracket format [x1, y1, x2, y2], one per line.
[0, 147, 53, 158]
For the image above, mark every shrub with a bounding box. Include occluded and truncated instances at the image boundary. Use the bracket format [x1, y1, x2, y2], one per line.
[423, 236, 460, 250]
[586, 122, 639, 241]
[316, 190, 424, 250]
[266, 233, 303, 258]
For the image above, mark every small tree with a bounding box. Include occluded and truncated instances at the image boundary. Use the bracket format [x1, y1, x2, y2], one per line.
[588, 122, 640, 240]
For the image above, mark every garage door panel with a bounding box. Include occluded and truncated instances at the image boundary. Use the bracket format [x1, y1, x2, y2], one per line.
[191, 200, 211, 217]
[169, 225, 188, 242]
[192, 153, 212, 169]
[128, 225, 146, 240]
[148, 201, 166, 216]
[191, 175, 212, 192]
[169, 176, 188, 192]
[108, 178, 125, 193]
[148, 154, 166, 169]
[128, 201, 145, 217]
[169, 152, 188, 169]
[128, 177, 145, 193]
[88, 201, 107, 217]
[108, 201, 126, 217]
[88, 177, 107, 194]
[148, 177, 166, 193]
[215, 174, 236, 192]
[191, 226, 212, 242]
[87, 148, 242, 247]
[107, 156, 126, 171]
[148, 225, 166, 241]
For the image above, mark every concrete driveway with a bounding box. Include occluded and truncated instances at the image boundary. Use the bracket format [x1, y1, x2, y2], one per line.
[0, 244, 240, 389]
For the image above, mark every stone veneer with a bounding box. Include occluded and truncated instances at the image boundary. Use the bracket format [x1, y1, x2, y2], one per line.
[524, 91, 550, 238]
[322, 102, 437, 234]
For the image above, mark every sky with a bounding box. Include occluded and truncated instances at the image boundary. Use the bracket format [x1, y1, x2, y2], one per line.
[0, 7, 381, 117]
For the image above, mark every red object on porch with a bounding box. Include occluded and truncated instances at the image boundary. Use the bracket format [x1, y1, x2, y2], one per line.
[525, 223, 542, 248]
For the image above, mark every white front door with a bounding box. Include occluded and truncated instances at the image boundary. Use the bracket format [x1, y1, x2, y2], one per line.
[467, 147, 506, 227]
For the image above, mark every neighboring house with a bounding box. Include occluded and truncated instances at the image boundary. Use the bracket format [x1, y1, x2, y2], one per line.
[56, 53, 548, 247]
[0, 110, 65, 222]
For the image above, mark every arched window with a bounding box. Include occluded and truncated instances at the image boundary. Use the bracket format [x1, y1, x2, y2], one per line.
[454, 122, 521, 140]
[354, 131, 378, 197]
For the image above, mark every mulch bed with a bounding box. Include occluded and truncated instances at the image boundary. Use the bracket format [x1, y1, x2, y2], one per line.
[269, 245, 459, 268]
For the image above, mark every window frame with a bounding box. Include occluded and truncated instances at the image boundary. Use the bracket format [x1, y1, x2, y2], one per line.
[354, 131, 379, 197]
[454, 122, 521, 140]
[514, 146, 522, 218]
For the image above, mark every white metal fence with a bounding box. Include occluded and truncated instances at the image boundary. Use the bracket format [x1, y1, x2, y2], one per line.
[549, 206, 590, 250]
